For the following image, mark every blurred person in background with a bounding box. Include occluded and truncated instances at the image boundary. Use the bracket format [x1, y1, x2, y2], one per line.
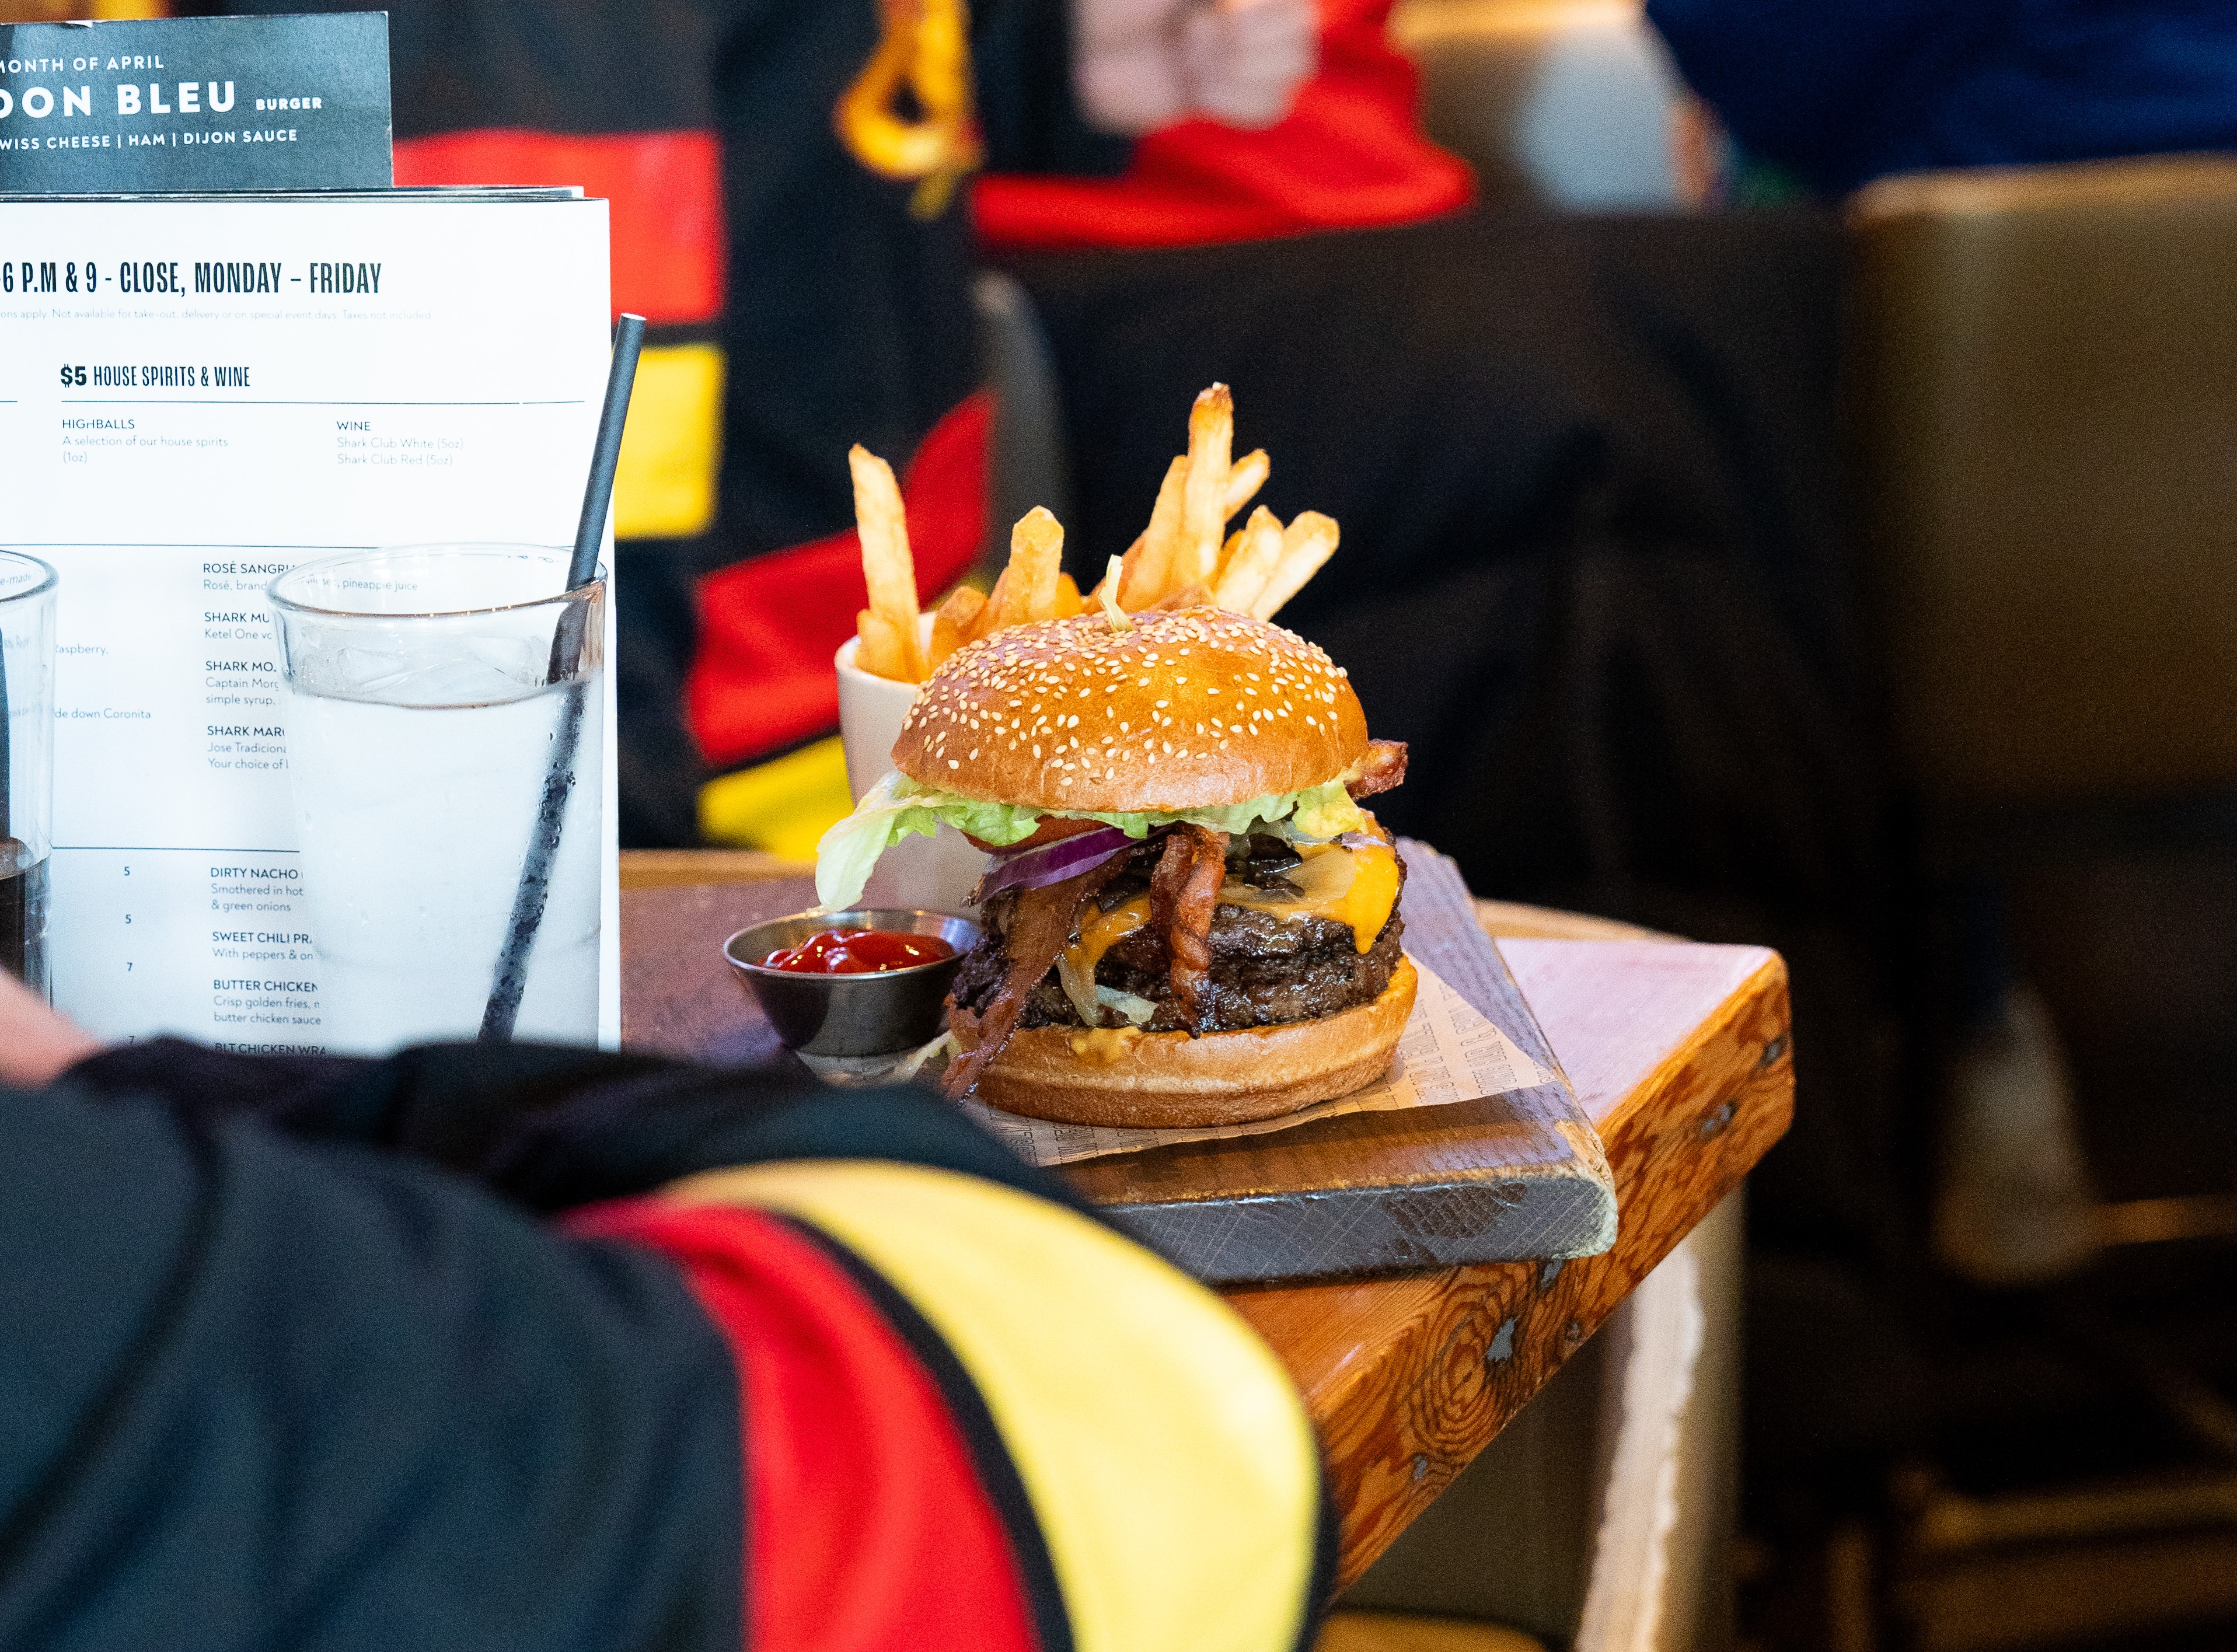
[198, 0, 1335, 853]
[0, 967, 1331, 1650]
[193, 0, 1869, 1009]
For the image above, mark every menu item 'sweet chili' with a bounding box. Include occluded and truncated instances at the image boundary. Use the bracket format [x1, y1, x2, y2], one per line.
[760, 927, 955, 975]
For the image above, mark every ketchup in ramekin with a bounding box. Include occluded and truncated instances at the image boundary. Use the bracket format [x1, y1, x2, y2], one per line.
[759, 927, 957, 975]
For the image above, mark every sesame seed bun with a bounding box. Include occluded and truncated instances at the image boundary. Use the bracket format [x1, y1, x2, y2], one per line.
[893, 607, 1370, 813]
[948, 956, 1417, 1127]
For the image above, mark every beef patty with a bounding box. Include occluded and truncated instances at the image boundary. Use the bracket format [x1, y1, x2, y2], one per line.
[951, 834, 1407, 1035]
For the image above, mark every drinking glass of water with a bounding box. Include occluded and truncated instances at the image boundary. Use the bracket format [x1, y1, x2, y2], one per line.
[0, 551, 57, 1000]
[269, 545, 604, 1053]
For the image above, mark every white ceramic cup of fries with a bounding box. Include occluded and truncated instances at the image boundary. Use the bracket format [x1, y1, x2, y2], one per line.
[833, 383, 1342, 906]
[835, 617, 989, 914]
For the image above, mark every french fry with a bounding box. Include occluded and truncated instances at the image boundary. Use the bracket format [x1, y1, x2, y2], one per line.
[848, 445, 925, 680]
[1003, 506, 1065, 623]
[1223, 449, 1269, 521]
[1120, 456, 1188, 609]
[1052, 572, 1084, 619]
[1252, 511, 1339, 620]
[929, 585, 986, 669]
[1175, 384, 1233, 590]
[968, 566, 1011, 642]
[854, 606, 913, 682]
[1212, 506, 1286, 614]
[1216, 526, 1244, 581]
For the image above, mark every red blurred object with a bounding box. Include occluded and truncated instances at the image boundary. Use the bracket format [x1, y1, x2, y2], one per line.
[760, 928, 958, 975]
[971, 0, 1474, 252]
[395, 128, 725, 324]
[687, 389, 992, 769]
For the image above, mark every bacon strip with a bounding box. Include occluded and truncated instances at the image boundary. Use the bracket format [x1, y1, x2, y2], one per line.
[941, 857, 1127, 1099]
[1345, 739, 1408, 799]
[1151, 825, 1228, 1031]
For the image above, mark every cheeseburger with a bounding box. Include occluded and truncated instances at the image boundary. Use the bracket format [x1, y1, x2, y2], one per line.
[817, 606, 1411, 1127]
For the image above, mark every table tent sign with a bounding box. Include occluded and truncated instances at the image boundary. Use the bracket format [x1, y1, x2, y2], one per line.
[0, 12, 622, 1052]
[0, 13, 391, 193]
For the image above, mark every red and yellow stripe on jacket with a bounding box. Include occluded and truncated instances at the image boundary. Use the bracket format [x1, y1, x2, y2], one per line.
[397, 115, 989, 849]
[573, 1162, 1328, 1652]
[395, 130, 728, 539]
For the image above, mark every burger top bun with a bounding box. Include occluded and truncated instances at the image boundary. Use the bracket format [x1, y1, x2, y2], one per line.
[894, 606, 1370, 813]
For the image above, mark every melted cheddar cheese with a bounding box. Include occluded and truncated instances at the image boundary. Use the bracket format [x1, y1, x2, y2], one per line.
[1055, 833, 1400, 1018]
[1217, 838, 1400, 954]
[1067, 1026, 1146, 1064]
[1060, 892, 1153, 990]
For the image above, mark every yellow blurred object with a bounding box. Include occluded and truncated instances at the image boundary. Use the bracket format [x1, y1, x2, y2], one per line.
[1315, 1611, 1548, 1652]
[613, 343, 724, 541]
[0, 1, 165, 16]
[834, 0, 982, 218]
[698, 736, 853, 860]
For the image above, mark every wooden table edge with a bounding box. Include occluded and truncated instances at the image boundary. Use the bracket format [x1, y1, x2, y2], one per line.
[1227, 950, 1792, 1588]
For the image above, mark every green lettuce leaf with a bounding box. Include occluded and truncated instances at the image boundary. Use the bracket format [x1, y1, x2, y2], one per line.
[813, 771, 1369, 910]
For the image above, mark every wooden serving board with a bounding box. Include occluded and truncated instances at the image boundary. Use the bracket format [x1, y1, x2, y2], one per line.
[620, 840, 1617, 1285]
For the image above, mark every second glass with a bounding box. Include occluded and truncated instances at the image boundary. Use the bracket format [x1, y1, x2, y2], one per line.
[1, 551, 57, 1000]
[268, 545, 605, 1052]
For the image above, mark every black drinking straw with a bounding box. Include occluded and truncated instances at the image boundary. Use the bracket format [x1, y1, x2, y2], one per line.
[480, 313, 647, 1040]
[0, 637, 12, 848]
[1, 594, 18, 984]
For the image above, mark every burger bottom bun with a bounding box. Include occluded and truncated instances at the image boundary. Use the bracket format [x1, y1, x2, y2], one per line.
[948, 955, 1418, 1129]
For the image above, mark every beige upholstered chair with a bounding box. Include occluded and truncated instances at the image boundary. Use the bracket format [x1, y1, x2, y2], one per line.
[1849, 155, 2237, 806]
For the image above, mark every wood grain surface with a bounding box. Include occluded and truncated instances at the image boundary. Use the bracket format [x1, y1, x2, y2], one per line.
[614, 850, 1793, 1587]
[1234, 939, 1791, 1588]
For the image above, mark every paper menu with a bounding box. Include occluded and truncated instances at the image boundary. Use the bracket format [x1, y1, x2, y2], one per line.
[0, 190, 619, 1050]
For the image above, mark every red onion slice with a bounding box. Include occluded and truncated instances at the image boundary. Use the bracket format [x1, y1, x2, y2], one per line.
[972, 824, 1156, 904]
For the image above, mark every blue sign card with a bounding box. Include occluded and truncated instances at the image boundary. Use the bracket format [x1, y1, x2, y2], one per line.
[0, 13, 391, 193]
